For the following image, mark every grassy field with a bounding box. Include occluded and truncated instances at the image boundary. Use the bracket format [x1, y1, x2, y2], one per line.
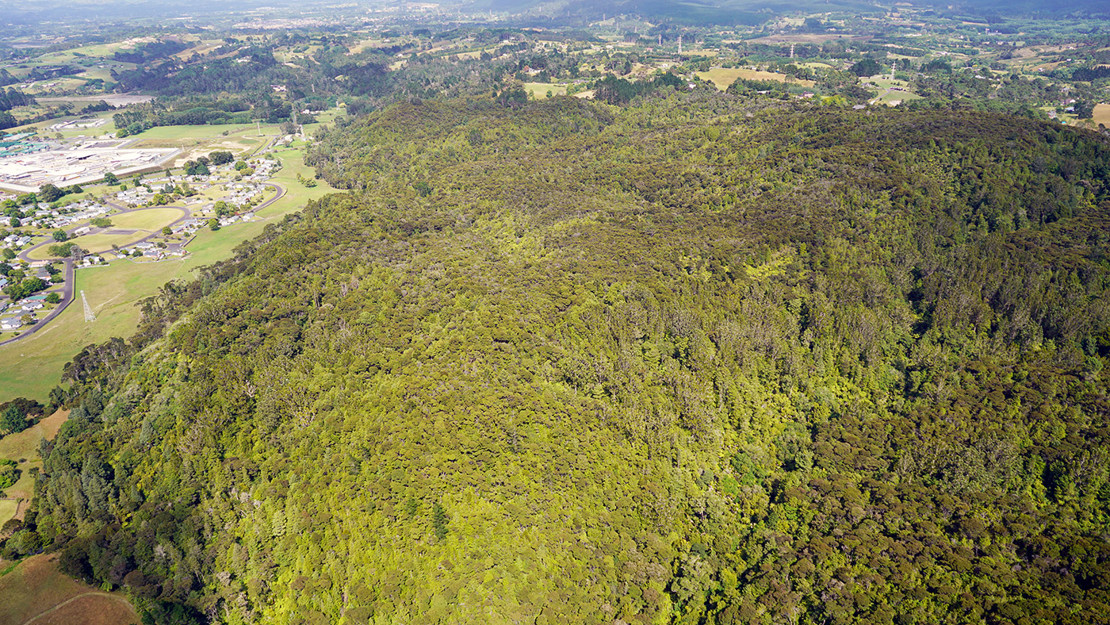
[0, 501, 17, 524]
[23, 78, 90, 96]
[1093, 103, 1110, 126]
[697, 67, 815, 90]
[108, 207, 185, 231]
[865, 77, 922, 106]
[127, 123, 280, 167]
[131, 122, 281, 144]
[523, 83, 568, 99]
[0, 147, 333, 405]
[26, 231, 149, 259]
[0, 410, 67, 526]
[0, 554, 137, 625]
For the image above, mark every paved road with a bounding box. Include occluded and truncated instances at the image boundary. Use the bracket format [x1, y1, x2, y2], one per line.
[0, 258, 73, 347]
[0, 181, 285, 347]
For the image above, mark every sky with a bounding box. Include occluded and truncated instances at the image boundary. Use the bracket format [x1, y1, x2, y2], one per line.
[0, 0, 1104, 25]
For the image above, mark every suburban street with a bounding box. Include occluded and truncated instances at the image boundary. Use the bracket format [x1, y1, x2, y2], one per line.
[0, 181, 286, 346]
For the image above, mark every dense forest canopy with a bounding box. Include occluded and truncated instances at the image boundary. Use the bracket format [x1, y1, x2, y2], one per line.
[13, 90, 1110, 624]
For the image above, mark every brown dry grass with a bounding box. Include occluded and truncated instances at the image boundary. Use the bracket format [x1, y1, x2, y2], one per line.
[0, 554, 138, 625]
[24, 594, 138, 625]
[697, 68, 815, 91]
[1092, 103, 1110, 126]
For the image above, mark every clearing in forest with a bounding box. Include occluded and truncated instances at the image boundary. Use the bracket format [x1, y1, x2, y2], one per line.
[1092, 103, 1110, 126]
[697, 67, 815, 90]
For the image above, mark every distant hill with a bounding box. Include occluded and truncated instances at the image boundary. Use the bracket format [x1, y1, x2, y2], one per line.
[0, 0, 1103, 24]
[469, 0, 1107, 22]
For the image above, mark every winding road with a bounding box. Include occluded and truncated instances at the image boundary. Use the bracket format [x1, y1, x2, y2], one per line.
[0, 181, 285, 347]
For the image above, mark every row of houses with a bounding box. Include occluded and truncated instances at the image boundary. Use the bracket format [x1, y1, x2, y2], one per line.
[34, 200, 113, 230]
[0, 294, 49, 332]
[2, 233, 32, 248]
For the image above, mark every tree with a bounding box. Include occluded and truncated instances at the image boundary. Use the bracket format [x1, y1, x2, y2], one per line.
[9, 217, 19, 228]
[0, 459, 20, 490]
[208, 218, 220, 231]
[52, 229, 68, 242]
[432, 502, 449, 540]
[185, 160, 210, 176]
[48, 243, 75, 258]
[209, 151, 234, 166]
[495, 85, 529, 108]
[102, 172, 119, 185]
[1, 405, 28, 435]
[39, 184, 64, 203]
[850, 58, 882, 77]
[45, 292, 60, 304]
[162, 226, 173, 236]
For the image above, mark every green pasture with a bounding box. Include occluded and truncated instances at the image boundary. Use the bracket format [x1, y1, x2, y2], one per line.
[108, 207, 185, 231]
[523, 83, 568, 99]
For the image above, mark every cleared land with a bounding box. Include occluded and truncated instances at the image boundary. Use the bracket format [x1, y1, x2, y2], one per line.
[523, 82, 568, 98]
[697, 68, 815, 90]
[0, 554, 137, 625]
[0, 147, 335, 404]
[1093, 103, 1110, 126]
[129, 122, 280, 146]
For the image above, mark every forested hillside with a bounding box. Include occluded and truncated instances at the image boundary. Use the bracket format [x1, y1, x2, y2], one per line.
[14, 91, 1110, 624]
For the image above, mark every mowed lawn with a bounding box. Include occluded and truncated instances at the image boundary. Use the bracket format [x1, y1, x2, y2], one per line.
[0, 554, 137, 625]
[107, 207, 186, 231]
[697, 67, 815, 90]
[0, 147, 334, 405]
